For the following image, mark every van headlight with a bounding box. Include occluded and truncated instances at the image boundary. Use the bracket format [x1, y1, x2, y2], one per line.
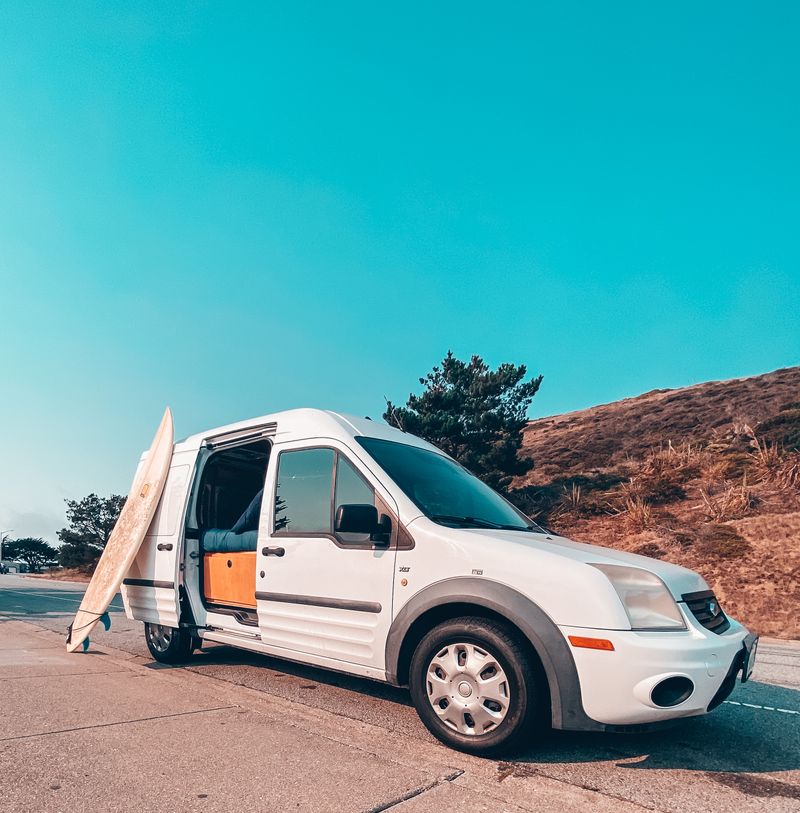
[590, 564, 686, 630]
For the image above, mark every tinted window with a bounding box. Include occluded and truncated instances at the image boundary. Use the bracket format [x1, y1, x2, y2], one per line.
[334, 455, 374, 544]
[274, 449, 334, 533]
[356, 437, 542, 532]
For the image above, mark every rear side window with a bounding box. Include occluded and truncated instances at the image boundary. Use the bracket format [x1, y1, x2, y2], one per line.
[274, 449, 334, 533]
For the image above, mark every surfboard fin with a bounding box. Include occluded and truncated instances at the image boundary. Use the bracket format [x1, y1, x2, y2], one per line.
[82, 637, 90, 652]
[100, 612, 111, 631]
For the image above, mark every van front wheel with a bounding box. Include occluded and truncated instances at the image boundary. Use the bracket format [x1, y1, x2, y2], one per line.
[144, 622, 193, 664]
[409, 617, 547, 755]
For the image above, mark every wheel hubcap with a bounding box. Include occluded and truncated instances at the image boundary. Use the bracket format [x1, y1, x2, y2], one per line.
[425, 642, 510, 736]
[148, 624, 172, 653]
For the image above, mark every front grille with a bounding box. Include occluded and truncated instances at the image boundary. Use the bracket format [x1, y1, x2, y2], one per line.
[682, 589, 731, 634]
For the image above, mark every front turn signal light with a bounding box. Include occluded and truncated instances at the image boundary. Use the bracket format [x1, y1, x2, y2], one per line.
[568, 635, 615, 651]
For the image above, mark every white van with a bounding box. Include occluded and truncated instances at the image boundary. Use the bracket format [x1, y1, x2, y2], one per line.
[121, 409, 757, 754]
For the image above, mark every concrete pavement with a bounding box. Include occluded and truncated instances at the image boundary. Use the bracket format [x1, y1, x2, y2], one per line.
[1, 573, 799, 812]
[0, 617, 639, 813]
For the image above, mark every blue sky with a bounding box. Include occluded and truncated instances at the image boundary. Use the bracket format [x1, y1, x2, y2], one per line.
[1, 3, 798, 541]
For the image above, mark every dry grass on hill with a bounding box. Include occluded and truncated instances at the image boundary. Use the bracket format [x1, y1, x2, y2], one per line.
[514, 366, 800, 638]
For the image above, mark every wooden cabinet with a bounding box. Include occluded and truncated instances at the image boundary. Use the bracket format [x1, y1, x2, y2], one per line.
[203, 552, 257, 609]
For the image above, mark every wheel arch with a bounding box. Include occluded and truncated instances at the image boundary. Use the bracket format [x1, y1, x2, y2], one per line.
[386, 577, 599, 731]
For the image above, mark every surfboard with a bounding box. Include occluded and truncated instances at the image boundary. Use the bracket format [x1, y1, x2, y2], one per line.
[66, 407, 174, 653]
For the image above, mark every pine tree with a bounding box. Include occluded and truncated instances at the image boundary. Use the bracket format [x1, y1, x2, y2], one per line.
[384, 352, 542, 492]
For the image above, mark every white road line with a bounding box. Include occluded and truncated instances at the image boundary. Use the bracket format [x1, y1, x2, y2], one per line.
[724, 700, 799, 715]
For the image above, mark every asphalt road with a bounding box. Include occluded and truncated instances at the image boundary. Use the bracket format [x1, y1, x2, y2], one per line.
[2, 573, 799, 812]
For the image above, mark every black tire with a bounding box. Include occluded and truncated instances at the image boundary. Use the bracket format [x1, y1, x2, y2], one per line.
[409, 616, 547, 755]
[144, 622, 193, 664]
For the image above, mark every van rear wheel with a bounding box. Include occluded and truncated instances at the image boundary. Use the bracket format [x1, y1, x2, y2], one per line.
[409, 617, 547, 755]
[144, 622, 193, 664]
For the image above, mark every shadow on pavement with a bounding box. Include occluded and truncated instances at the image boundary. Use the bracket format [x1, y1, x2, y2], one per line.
[508, 680, 800, 775]
[147, 643, 800, 777]
[145, 641, 414, 707]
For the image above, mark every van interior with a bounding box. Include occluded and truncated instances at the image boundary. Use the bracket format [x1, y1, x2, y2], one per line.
[195, 440, 270, 615]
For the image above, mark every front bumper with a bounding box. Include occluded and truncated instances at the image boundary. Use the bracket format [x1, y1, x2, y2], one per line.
[558, 608, 755, 727]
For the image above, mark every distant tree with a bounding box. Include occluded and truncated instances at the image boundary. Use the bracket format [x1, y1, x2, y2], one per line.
[4, 537, 58, 573]
[384, 352, 542, 492]
[57, 540, 104, 570]
[56, 493, 126, 569]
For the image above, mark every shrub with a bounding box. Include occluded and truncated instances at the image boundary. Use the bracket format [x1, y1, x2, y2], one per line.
[773, 453, 800, 490]
[639, 442, 704, 482]
[642, 476, 686, 504]
[58, 541, 101, 571]
[697, 477, 757, 522]
[742, 429, 800, 491]
[560, 483, 583, 513]
[634, 542, 666, 559]
[620, 495, 653, 532]
[509, 472, 624, 523]
[695, 524, 751, 559]
[618, 471, 685, 507]
[757, 407, 800, 452]
[508, 484, 565, 525]
[713, 450, 752, 481]
[704, 458, 734, 482]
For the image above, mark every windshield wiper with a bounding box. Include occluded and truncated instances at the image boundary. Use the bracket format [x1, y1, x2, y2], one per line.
[430, 514, 531, 531]
[430, 514, 502, 529]
[430, 514, 542, 532]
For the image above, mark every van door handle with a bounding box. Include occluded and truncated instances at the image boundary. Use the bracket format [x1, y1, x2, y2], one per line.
[157, 543, 174, 552]
[262, 546, 285, 557]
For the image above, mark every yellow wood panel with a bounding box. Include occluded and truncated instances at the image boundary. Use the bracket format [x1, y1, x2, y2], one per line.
[203, 552, 257, 609]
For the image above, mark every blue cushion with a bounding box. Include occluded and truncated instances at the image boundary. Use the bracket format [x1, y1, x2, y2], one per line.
[231, 489, 263, 534]
[201, 529, 259, 553]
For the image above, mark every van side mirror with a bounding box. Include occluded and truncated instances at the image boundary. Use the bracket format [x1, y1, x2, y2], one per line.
[373, 513, 392, 545]
[335, 504, 378, 534]
[335, 504, 391, 545]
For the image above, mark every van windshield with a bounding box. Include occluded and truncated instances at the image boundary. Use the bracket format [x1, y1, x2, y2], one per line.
[356, 436, 545, 533]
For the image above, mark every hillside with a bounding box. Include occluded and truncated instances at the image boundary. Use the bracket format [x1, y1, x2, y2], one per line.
[515, 366, 800, 638]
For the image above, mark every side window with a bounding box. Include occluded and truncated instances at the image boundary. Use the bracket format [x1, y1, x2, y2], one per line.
[334, 455, 375, 545]
[274, 448, 334, 534]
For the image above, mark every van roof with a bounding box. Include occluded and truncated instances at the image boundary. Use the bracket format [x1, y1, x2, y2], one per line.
[174, 408, 437, 453]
